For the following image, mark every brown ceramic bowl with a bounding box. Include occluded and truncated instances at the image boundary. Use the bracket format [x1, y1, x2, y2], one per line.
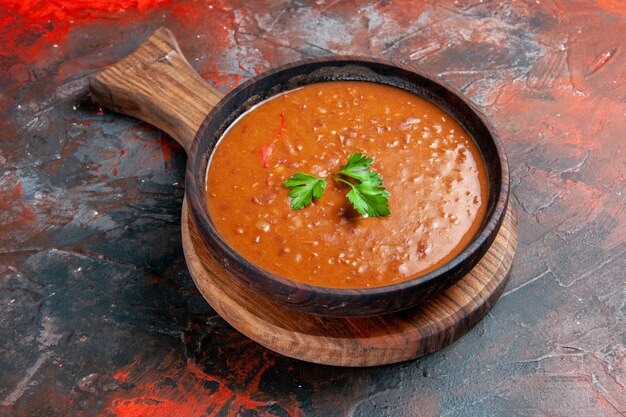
[183, 57, 509, 317]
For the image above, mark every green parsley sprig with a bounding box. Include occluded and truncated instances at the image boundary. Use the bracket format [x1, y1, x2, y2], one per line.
[283, 153, 391, 217]
[333, 153, 390, 217]
[282, 172, 327, 210]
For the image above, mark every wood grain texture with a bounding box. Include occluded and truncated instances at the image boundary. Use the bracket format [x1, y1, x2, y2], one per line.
[89, 27, 223, 152]
[182, 199, 517, 367]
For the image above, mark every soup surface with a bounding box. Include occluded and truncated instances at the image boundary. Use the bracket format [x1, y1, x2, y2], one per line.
[206, 81, 488, 288]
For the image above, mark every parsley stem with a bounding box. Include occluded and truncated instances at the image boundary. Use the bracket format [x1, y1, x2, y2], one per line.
[333, 177, 356, 188]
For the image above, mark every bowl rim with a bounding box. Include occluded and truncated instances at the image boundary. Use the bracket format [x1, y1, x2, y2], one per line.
[185, 56, 510, 312]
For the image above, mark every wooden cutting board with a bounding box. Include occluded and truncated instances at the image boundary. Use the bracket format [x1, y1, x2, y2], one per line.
[182, 199, 517, 367]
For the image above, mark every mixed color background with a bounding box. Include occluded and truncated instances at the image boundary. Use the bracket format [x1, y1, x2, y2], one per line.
[1, 1, 624, 416]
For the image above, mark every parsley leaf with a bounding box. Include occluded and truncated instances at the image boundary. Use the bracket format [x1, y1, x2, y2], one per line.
[336, 153, 382, 186]
[283, 173, 327, 210]
[283, 153, 390, 216]
[334, 153, 390, 217]
[335, 179, 391, 217]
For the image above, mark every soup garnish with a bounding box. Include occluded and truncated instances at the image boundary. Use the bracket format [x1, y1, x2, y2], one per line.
[283, 172, 327, 210]
[284, 152, 390, 217]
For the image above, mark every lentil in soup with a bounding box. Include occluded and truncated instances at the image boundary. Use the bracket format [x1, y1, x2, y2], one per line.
[206, 81, 488, 288]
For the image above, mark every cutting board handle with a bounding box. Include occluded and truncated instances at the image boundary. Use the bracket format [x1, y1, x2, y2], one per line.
[89, 27, 224, 153]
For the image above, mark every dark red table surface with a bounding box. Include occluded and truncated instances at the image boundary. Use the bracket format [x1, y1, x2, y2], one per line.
[1, 1, 624, 416]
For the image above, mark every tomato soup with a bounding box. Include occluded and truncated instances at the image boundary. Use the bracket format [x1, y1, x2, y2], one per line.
[206, 81, 488, 288]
